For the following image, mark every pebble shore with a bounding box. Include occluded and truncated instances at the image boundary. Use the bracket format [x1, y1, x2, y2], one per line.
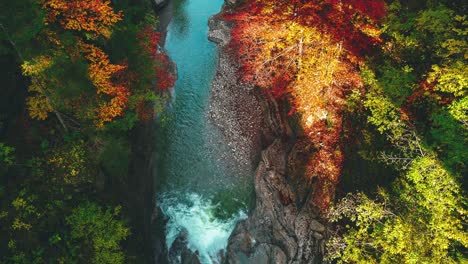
[206, 15, 264, 174]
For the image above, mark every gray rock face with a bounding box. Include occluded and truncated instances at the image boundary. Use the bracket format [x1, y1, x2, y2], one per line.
[225, 139, 326, 264]
[208, 18, 232, 45]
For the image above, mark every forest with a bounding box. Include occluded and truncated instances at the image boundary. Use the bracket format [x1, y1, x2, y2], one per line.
[0, 0, 173, 262]
[0, 0, 466, 263]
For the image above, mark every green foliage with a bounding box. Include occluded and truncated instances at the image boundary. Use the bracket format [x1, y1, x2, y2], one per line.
[329, 1, 468, 262]
[66, 202, 130, 264]
[416, 4, 454, 37]
[48, 140, 94, 185]
[345, 89, 363, 113]
[362, 66, 406, 140]
[430, 110, 467, 169]
[98, 137, 130, 180]
[448, 96, 468, 125]
[0, 143, 15, 166]
[47, 54, 95, 100]
[379, 64, 416, 106]
[328, 156, 467, 263]
[382, 2, 463, 69]
[0, 0, 45, 57]
[1, 0, 162, 261]
[103, 112, 139, 132]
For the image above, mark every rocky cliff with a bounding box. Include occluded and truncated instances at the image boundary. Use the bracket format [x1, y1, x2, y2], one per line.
[208, 1, 327, 263]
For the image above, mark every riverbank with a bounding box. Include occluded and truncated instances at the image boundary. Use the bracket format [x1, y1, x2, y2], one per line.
[208, 1, 327, 263]
[152, 0, 328, 262]
[207, 14, 264, 186]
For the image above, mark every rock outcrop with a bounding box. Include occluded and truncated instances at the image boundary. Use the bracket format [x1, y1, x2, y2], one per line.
[168, 230, 202, 264]
[154, 0, 169, 10]
[225, 137, 326, 264]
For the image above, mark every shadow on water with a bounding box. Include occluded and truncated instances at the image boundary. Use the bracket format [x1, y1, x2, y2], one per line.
[171, 0, 190, 38]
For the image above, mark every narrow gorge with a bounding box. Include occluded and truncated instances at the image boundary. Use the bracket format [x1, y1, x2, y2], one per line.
[1, 0, 464, 262]
[154, 0, 327, 263]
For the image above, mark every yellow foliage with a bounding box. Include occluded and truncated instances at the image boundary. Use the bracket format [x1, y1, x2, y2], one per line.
[0, 211, 8, 220]
[21, 56, 52, 76]
[428, 61, 468, 97]
[26, 92, 53, 120]
[11, 198, 27, 210]
[49, 141, 92, 185]
[12, 218, 31, 231]
[21, 57, 55, 120]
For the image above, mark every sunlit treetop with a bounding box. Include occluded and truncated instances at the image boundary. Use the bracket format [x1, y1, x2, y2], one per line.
[224, 0, 378, 210]
[231, 0, 387, 56]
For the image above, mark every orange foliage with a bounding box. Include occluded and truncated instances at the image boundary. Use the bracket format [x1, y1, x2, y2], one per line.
[229, 0, 385, 57]
[80, 42, 130, 127]
[43, 0, 122, 38]
[27, 0, 172, 127]
[35, 0, 131, 127]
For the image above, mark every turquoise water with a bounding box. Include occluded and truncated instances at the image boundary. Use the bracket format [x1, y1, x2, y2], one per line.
[154, 0, 251, 262]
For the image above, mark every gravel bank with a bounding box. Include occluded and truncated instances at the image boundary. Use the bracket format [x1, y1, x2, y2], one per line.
[207, 13, 265, 174]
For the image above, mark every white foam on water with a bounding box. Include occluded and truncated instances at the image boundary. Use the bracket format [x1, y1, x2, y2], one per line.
[159, 192, 247, 264]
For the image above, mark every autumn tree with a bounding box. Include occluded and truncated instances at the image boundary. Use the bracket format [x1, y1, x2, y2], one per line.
[328, 84, 467, 262]
[10, 0, 131, 128]
[225, 0, 385, 209]
[134, 25, 175, 122]
[79, 42, 130, 127]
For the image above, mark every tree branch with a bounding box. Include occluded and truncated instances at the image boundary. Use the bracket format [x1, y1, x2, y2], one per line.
[0, 23, 69, 133]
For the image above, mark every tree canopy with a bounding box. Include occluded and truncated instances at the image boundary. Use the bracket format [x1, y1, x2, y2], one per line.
[227, 0, 467, 261]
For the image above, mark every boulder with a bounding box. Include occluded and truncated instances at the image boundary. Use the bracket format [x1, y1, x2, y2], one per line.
[168, 230, 202, 264]
[208, 17, 232, 45]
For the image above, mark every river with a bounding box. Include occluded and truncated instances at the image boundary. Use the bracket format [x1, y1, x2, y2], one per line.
[154, 0, 253, 263]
